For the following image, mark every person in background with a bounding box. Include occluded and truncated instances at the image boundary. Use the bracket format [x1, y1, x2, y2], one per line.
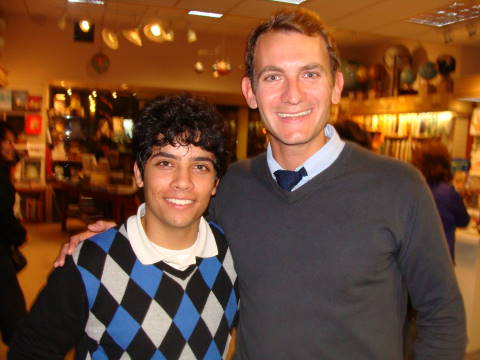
[57, 8, 466, 359]
[9, 95, 238, 359]
[334, 119, 372, 149]
[412, 140, 470, 262]
[0, 121, 27, 346]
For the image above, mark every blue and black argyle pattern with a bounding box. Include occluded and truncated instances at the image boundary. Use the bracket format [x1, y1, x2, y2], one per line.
[72, 224, 238, 359]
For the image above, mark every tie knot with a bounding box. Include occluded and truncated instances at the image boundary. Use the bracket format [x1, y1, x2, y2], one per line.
[274, 167, 307, 191]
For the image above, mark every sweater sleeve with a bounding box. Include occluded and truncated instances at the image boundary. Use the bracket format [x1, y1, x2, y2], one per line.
[8, 256, 88, 360]
[398, 179, 466, 360]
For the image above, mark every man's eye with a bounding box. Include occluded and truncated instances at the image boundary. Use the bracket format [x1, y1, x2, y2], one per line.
[264, 74, 280, 81]
[194, 164, 210, 171]
[304, 72, 319, 78]
[156, 160, 171, 167]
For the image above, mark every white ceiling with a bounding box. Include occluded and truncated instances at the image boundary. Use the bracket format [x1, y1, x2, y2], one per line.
[2, 0, 480, 48]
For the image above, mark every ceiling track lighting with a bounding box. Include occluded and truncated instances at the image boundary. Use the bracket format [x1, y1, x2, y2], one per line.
[102, 28, 119, 49]
[187, 28, 197, 43]
[143, 22, 166, 42]
[122, 27, 143, 47]
[79, 19, 91, 32]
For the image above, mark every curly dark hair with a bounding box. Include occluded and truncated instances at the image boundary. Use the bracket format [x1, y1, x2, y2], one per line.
[245, 8, 340, 87]
[133, 94, 227, 178]
[411, 140, 452, 185]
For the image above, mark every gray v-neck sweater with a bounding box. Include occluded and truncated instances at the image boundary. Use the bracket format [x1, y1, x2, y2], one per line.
[209, 142, 466, 360]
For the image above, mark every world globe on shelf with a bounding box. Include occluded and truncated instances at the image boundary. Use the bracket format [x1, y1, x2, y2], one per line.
[400, 66, 417, 85]
[418, 61, 437, 80]
[368, 64, 385, 81]
[355, 65, 369, 84]
[436, 55, 456, 77]
[340, 60, 360, 91]
[383, 45, 411, 70]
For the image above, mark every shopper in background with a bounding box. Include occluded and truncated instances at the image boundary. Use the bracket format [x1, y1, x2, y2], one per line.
[0, 121, 27, 346]
[334, 119, 372, 149]
[57, 8, 466, 359]
[412, 140, 470, 262]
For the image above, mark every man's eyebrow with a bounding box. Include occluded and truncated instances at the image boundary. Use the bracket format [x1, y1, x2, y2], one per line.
[256, 63, 325, 80]
[151, 151, 215, 164]
[256, 65, 283, 79]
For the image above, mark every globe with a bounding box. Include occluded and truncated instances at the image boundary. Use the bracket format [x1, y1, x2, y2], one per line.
[340, 60, 360, 91]
[418, 61, 437, 80]
[355, 65, 369, 84]
[368, 64, 385, 81]
[400, 66, 417, 85]
[436, 55, 456, 77]
[383, 45, 411, 70]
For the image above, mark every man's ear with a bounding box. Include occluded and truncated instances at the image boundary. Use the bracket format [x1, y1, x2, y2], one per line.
[211, 178, 220, 196]
[331, 71, 344, 105]
[242, 76, 258, 109]
[133, 162, 144, 188]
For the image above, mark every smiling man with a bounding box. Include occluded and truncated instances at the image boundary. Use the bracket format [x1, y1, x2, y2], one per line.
[209, 7, 466, 360]
[9, 95, 239, 359]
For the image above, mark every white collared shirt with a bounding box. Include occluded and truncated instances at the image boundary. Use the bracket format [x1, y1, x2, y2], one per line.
[267, 124, 345, 191]
[126, 203, 218, 270]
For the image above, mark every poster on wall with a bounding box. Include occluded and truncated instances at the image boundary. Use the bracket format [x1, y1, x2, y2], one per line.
[12, 90, 28, 111]
[27, 96, 43, 112]
[25, 114, 42, 135]
[0, 89, 12, 111]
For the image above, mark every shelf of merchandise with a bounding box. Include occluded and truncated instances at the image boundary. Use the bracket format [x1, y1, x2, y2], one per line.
[339, 94, 474, 162]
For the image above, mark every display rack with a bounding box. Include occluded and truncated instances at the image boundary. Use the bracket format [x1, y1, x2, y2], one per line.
[339, 94, 473, 162]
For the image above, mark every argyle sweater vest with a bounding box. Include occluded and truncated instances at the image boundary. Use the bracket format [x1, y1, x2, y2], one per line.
[72, 223, 238, 359]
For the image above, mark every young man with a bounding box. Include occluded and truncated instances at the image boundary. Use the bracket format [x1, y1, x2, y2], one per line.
[9, 95, 239, 359]
[59, 8, 466, 360]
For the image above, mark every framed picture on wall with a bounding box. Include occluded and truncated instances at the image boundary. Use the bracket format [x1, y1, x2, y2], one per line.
[27, 96, 43, 112]
[12, 90, 28, 111]
[0, 89, 12, 111]
[22, 158, 42, 181]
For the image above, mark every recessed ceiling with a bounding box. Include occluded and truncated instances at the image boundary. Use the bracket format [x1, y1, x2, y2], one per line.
[1, 0, 480, 47]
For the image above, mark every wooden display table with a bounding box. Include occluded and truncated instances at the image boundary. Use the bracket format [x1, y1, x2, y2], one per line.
[50, 181, 139, 231]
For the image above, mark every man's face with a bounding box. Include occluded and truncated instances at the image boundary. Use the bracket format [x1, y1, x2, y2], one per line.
[134, 143, 219, 243]
[242, 31, 343, 156]
[1, 130, 16, 162]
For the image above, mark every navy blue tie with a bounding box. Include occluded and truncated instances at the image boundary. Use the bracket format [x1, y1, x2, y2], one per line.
[274, 167, 307, 191]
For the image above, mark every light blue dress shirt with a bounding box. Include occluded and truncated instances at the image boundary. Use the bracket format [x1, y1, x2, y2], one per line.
[267, 124, 345, 191]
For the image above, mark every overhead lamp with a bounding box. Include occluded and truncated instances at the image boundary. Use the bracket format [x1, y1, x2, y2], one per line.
[187, 28, 198, 43]
[58, 14, 67, 30]
[122, 27, 143, 47]
[188, 10, 223, 18]
[194, 61, 204, 73]
[79, 19, 91, 32]
[466, 22, 477, 37]
[164, 29, 174, 42]
[213, 60, 232, 75]
[143, 22, 166, 42]
[102, 28, 119, 50]
[270, 0, 307, 4]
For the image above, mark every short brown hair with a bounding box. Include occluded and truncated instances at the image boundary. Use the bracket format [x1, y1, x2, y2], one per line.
[411, 140, 452, 184]
[244, 8, 340, 86]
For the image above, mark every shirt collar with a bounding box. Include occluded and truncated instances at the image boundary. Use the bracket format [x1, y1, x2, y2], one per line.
[267, 124, 345, 190]
[126, 203, 218, 269]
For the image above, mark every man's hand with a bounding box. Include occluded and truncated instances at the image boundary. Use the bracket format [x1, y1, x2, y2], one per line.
[53, 220, 117, 267]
